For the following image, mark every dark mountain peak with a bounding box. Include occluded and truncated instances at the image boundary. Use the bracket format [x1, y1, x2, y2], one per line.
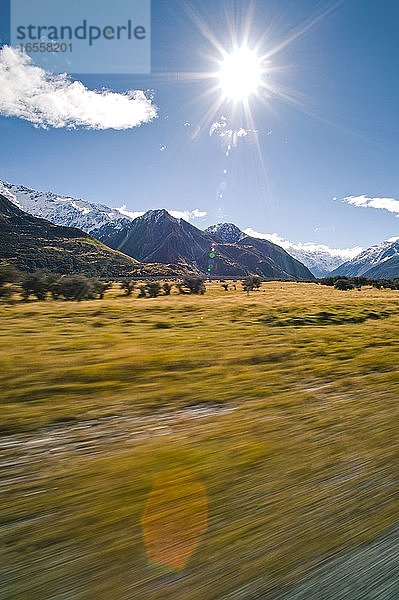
[206, 222, 246, 243]
[139, 209, 176, 224]
[95, 206, 313, 279]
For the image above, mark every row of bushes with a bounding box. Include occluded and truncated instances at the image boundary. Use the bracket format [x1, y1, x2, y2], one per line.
[320, 275, 399, 291]
[0, 266, 112, 301]
[127, 277, 206, 298]
[4, 265, 399, 299]
[0, 264, 208, 301]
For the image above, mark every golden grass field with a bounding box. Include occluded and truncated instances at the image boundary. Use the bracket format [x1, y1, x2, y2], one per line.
[1, 281, 399, 599]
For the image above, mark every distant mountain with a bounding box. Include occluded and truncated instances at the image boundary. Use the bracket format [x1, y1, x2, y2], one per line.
[0, 180, 132, 233]
[0, 179, 314, 279]
[332, 238, 399, 279]
[205, 223, 246, 243]
[207, 223, 357, 278]
[242, 228, 363, 278]
[96, 211, 314, 279]
[0, 193, 184, 278]
[284, 246, 359, 278]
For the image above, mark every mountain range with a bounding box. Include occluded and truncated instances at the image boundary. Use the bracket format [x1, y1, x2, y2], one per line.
[332, 238, 399, 279]
[0, 180, 339, 276]
[206, 224, 360, 278]
[0, 181, 131, 233]
[94, 210, 313, 279]
[0, 193, 185, 278]
[1, 179, 398, 279]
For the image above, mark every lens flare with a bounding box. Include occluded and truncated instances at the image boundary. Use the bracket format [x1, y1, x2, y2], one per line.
[141, 468, 208, 572]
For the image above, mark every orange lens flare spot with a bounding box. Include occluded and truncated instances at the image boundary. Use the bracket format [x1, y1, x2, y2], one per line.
[141, 468, 208, 571]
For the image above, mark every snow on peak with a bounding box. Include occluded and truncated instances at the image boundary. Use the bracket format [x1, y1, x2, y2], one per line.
[0, 180, 133, 233]
[0, 180, 22, 208]
[243, 227, 363, 277]
[206, 222, 245, 243]
[345, 238, 399, 266]
[139, 209, 173, 223]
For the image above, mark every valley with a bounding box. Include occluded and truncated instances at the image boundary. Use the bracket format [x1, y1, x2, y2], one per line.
[1, 282, 399, 599]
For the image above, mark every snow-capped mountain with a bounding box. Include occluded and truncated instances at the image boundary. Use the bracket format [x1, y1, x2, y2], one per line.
[205, 223, 246, 243]
[0, 181, 19, 204]
[332, 237, 399, 278]
[0, 179, 366, 278]
[241, 227, 362, 277]
[285, 245, 362, 278]
[0, 180, 132, 233]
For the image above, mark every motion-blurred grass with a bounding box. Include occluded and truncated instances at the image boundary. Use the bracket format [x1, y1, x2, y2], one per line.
[1, 282, 399, 599]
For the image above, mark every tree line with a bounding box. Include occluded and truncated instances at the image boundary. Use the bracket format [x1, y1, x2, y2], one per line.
[0, 264, 208, 301]
[319, 275, 399, 291]
[4, 264, 396, 301]
[0, 266, 270, 302]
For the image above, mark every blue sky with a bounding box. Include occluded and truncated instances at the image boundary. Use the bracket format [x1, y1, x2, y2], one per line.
[1, 0, 399, 249]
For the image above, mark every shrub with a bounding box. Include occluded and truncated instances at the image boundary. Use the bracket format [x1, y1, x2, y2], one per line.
[120, 280, 136, 296]
[21, 271, 52, 300]
[178, 277, 206, 295]
[154, 322, 172, 329]
[334, 278, 355, 291]
[0, 264, 19, 299]
[163, 282, 173, 295]
[92, 281, 112, 299]
[319, 276, 399, 290]
[138, 281, 162, 298]
[57, 275, 94, 301]
[242, 275, 262, 293]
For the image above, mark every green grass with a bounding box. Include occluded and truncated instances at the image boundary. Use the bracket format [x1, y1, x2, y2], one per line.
[1, 282, 399, 599]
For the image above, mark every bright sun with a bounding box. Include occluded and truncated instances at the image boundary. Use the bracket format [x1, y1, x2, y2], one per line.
[218, 47, 263, 102]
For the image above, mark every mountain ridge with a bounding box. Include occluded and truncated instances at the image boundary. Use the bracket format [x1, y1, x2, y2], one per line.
[0, 180, 132, 233]
[95, 210, 314, 279]
[6, 178, 393, 278]
[332, 238, 399, 278]
[0, 193, 186, 278]
[0, 180, 349, 276]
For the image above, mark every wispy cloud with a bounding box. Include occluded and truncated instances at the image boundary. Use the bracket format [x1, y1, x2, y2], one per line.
[0, 46, 157, 129]
[116, 206, 207, 222]
[209, 116, 257, 155]
[343, 195, 399, 217]
[244, 228, 362, 260]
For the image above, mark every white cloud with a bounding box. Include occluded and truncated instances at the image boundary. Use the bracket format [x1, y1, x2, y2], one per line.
[116, 206, 207, 222]
[244, 228, 362, 260]
[116, 205, 146, 220]
[0, 46, 157, 129]
[343, 195, 399, 217]
[169, 209, 207, 220]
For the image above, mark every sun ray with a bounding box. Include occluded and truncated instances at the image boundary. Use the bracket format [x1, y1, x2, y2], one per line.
[261, 0, 344, 61]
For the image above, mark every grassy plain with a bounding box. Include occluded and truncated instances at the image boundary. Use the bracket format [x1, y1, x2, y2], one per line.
[1, 282, 399, 599]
